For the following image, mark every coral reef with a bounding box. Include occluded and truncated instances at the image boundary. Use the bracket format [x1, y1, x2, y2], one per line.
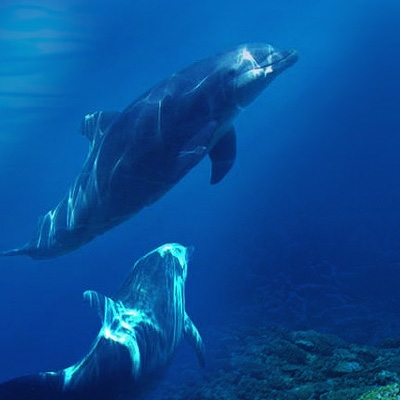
[149, 324, 400, 400]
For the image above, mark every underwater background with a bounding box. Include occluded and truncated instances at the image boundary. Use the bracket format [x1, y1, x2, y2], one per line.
[1, 0, 400, 398]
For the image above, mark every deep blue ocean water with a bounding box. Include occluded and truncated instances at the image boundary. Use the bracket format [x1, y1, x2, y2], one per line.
[1, 0, 400, 395]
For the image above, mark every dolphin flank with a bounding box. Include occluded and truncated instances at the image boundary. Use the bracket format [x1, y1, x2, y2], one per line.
[2, 43, 298, 258]
[0, 243, 204, 400]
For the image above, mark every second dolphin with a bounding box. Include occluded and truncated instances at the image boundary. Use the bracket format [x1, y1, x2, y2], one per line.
[0, 243, 204, 399]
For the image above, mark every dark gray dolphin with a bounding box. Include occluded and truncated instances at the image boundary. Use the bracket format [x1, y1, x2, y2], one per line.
[3, 43, 298, 258]
[0, 243, 204, 399]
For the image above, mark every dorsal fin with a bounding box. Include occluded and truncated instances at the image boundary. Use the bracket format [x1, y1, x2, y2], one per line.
[83, 289, 115, 325]
[81, 111, 120, 142]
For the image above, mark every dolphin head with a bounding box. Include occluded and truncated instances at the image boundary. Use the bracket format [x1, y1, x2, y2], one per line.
[174, 43, 298, 123]
[115, 243, 189, 311]
[221, 43, 298, 109]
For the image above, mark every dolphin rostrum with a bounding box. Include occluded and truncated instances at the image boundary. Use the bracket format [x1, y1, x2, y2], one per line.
[3, 43, 298, 258]
[0, 243, 204, 399]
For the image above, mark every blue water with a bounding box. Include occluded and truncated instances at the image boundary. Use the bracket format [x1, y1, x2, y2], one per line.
[1, 0, 400, 393]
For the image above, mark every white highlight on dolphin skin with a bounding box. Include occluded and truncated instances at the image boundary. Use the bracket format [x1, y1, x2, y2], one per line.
[238, 46, 274, 78]
[265, 65, 273, 75]
[158, 243, 188, 270]
[63, 364, 79, 389]
[63, 295, 148, 388]
[157, 100, 162, 137]
[87, 290, 155, 377]
[240, 48, 260, 67]
[178, 146, 207, 158]
[36, 203, 62, 250]
[183, 76, 209, 95]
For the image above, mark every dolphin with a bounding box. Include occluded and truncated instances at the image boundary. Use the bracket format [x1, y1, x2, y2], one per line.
[0, 243, 204, 399]
[2, 43, 298, 258]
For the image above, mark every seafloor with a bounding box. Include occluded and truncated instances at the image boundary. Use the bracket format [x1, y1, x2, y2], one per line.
[150, 324, 400, 400]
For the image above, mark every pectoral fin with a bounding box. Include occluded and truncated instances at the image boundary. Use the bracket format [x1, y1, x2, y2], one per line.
[209, 127, 236, 184]
[184, 314, 205, 368]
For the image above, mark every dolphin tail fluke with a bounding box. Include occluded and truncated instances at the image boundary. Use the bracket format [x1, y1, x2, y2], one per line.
[0, 246, 30, 258]
[0, 372, 64, 400]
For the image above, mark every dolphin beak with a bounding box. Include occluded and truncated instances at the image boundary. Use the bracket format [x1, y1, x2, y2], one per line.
[266, 49, 298, 74]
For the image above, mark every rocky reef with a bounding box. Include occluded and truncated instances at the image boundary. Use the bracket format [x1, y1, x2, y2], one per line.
[149, 324, 400, 400]
[357, 383, 400, 400]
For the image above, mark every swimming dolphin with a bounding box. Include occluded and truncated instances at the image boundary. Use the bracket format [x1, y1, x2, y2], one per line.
[0, 243, 204, 399]
[2, 43, 298, 258]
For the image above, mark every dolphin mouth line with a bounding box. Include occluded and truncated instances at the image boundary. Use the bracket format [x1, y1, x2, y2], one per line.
[260, 50, 298, 70]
